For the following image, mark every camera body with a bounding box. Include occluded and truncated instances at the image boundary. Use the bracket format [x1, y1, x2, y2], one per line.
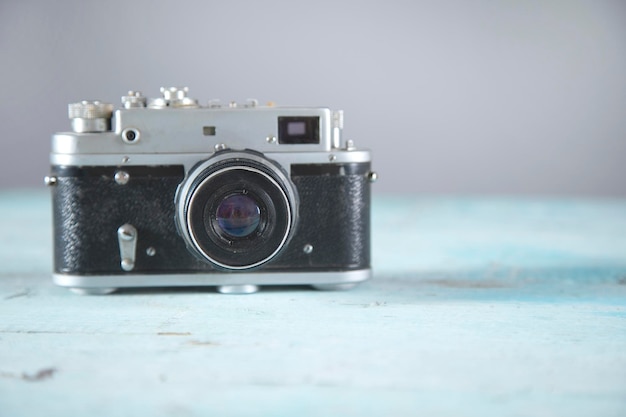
[47, 88, 375, 294]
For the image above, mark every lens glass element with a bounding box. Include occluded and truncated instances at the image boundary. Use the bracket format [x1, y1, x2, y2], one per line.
[216, 194, 261, 238]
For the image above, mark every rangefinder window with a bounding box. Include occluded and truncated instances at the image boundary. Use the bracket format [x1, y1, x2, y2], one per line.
[278, 116, 320, 144]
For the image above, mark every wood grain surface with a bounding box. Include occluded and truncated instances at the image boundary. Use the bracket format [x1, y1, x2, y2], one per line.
[1, 191, 625, 416]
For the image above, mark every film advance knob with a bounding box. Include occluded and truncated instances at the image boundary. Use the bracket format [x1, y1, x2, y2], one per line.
[68, 100, 114, 133]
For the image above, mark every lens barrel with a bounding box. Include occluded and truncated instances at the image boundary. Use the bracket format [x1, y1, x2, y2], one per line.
[176, 151, 298, 270]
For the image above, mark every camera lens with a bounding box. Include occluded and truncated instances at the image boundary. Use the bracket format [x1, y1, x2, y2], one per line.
[216, 194, 261, 238]
[176, 151, 298, 270]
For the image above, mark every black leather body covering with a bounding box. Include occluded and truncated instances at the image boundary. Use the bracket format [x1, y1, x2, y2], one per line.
[51, 162, 371, 275]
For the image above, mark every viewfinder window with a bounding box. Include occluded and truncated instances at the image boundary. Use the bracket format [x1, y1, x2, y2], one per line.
[278, 117, 320, 144]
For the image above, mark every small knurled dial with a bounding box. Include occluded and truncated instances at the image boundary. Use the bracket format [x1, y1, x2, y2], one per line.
[67, 101, 114, 133]
[68, 100, 114, 120]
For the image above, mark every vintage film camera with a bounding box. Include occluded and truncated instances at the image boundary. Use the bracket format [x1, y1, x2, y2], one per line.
[46, 87, 376, 294]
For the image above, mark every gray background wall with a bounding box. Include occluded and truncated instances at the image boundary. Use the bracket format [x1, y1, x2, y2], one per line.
[1, 0, 625, 196]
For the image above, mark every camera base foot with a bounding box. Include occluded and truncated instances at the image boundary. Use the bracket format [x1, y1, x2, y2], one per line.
[217, 285, 259, 294]
[312, 283, 358, 291]
[70, 287, 117, 296]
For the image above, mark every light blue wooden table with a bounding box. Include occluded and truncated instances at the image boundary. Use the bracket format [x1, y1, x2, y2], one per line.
[1, 191, 625, 416]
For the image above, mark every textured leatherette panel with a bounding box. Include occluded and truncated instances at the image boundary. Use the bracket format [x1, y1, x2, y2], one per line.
[52, 165, 202, 274]
[52, 163, 371, 275]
